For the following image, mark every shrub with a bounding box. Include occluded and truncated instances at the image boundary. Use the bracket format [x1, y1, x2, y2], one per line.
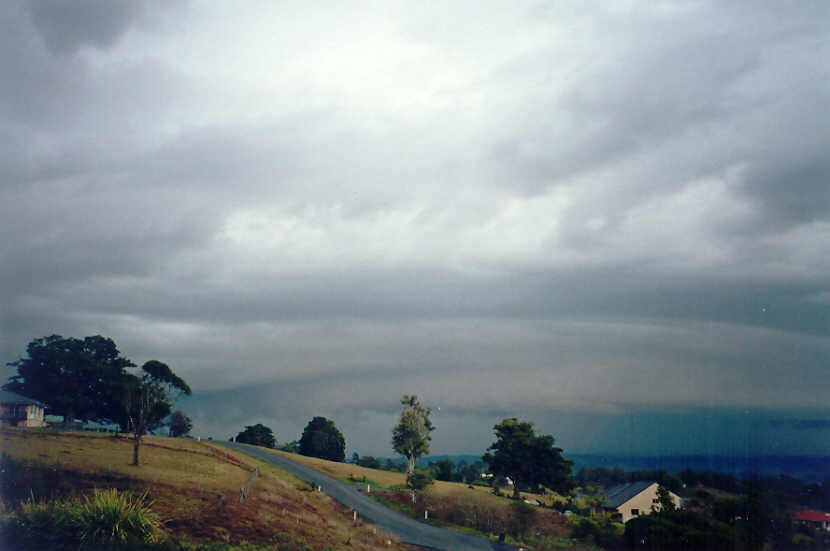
[506, 500, 538, 538]
[76, 488, 161, 548]
[1, 488, 162, 551]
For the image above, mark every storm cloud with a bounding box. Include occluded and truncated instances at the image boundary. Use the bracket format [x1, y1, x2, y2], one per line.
[2, 1, 828, 456]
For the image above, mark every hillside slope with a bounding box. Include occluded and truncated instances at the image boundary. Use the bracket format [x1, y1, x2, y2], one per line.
[0, 427, 411, 551]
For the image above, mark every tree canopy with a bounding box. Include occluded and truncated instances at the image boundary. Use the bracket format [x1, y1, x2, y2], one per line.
[236, 423, 276, 448]
[298, 416, 346, 462]
[168, 410, 193, 437]
[4, 335, 135, 423]
[483, 418, 573, 499]
[123, 360, 192, 465]
[392, 395, 434, 474]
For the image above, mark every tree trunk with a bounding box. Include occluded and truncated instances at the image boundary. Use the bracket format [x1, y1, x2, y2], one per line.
[407, 455, 415, 475]
[133, 434, 141, 466]
[512, 480, 521, 500]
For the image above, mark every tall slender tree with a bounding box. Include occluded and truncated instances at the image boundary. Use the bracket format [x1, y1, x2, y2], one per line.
[123, 360, 191, 466]
[392, 395, 434, 474]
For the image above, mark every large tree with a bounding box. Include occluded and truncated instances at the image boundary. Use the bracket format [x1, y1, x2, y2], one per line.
[483, 418, 573, 499]
[122, 360, 191, 466]
[299, 416, 346, 462]
[392, 395, 434, 474]
[4, 335, 135, 423]
[236, 423, 276, 448]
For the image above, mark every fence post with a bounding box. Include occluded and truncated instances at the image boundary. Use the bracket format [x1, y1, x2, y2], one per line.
[240, 467, 259, 502]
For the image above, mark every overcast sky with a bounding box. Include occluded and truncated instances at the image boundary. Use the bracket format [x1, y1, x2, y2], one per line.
[2, 0, 829, 458]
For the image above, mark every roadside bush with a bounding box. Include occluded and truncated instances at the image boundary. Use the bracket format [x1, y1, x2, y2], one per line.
[571, 514, 623, 549]
[506, 500, 538, 538]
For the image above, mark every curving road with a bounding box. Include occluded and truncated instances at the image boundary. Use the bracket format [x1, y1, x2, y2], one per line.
[218, 442, 514, 551]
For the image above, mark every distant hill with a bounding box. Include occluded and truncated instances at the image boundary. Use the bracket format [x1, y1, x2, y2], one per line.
[392, 453, 830, 482]
[568, 454, 830, 482]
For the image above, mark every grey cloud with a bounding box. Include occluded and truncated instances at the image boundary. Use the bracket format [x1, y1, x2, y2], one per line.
[25, 0, 172, 55]
[2, 1, 829, 457]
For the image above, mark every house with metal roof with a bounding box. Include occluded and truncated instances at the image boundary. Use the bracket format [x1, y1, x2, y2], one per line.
[603, 481, 681, 523]
[793, 509, 830, 531]
[0, 390, 48, 428]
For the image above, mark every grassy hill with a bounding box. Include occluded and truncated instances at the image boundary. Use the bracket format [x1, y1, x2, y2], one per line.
[267, 449, 574, 546]
[0, 427, 412, 551]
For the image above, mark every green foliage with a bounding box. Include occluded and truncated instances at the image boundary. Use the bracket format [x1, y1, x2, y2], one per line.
[277, 440, 300, 453]
[429, 459, 455, 482]
[236, 423, 276, 448]
[483, 418, 573, 499]
[406, 469, 434, 492]
[4, 334, 135, 423]
[392, 395, 434, 474]
[506, 500, 538, 538]
[168, 410, 193, 437]
[624, 510, 733, 551]
[75, 489, 161, 547]
[570, 514, 622, 548]
[2, 489, 161, 551]
[298, 416, 346, 462]
[356, 455, 382, 469]
[655, 484, 677, 513]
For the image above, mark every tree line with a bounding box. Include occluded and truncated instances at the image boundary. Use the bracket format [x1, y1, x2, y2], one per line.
[4, 334, 191, 466]
[233, 394, 576, 498]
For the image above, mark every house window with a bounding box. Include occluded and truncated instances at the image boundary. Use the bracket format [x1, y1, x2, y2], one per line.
[631, 509, 640, 516]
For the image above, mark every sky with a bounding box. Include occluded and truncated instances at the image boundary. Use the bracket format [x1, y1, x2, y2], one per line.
[1, 0, 829, 458]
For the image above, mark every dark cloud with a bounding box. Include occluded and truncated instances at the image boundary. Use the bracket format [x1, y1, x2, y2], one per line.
[26, 0, 165, 54]
[2, 1, 829, 456]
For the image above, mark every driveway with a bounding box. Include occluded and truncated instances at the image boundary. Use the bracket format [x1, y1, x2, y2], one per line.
[218, 442, 515, 551]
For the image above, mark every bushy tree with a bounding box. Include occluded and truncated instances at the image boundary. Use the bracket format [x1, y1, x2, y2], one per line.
[406, 469, 434, 493]
[236, 423, 276, 448]
[507, 500, 538, 538]
[298, 416, 346, 462]
[483, 418, 573, 499]
[357, 455, 382, 469]
[430, 459, 456, 482]
[4, 335, 135, 423]
[168, 410, 192, 437]
[392, 395, 434, 474]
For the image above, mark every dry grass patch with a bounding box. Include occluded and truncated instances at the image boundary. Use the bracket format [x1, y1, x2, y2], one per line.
[1, 428, 414, 551]
[269, 450, 408, 488]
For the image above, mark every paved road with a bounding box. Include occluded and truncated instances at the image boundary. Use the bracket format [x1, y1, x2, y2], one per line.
[218, 442, 514, 551]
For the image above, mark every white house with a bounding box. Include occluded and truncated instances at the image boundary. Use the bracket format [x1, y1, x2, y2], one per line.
[0, 390, 47, 428]
[603, 481, 682, 523]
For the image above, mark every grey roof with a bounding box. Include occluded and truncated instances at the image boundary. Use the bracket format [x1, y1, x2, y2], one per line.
[0, 390, 47, 407]
[604, 481, 656, 509]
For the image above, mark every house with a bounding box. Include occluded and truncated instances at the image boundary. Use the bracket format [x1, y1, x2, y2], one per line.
[793, 510, 830, 531]
[0, 390, 47, 428]
[603, 481, 682, 523]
